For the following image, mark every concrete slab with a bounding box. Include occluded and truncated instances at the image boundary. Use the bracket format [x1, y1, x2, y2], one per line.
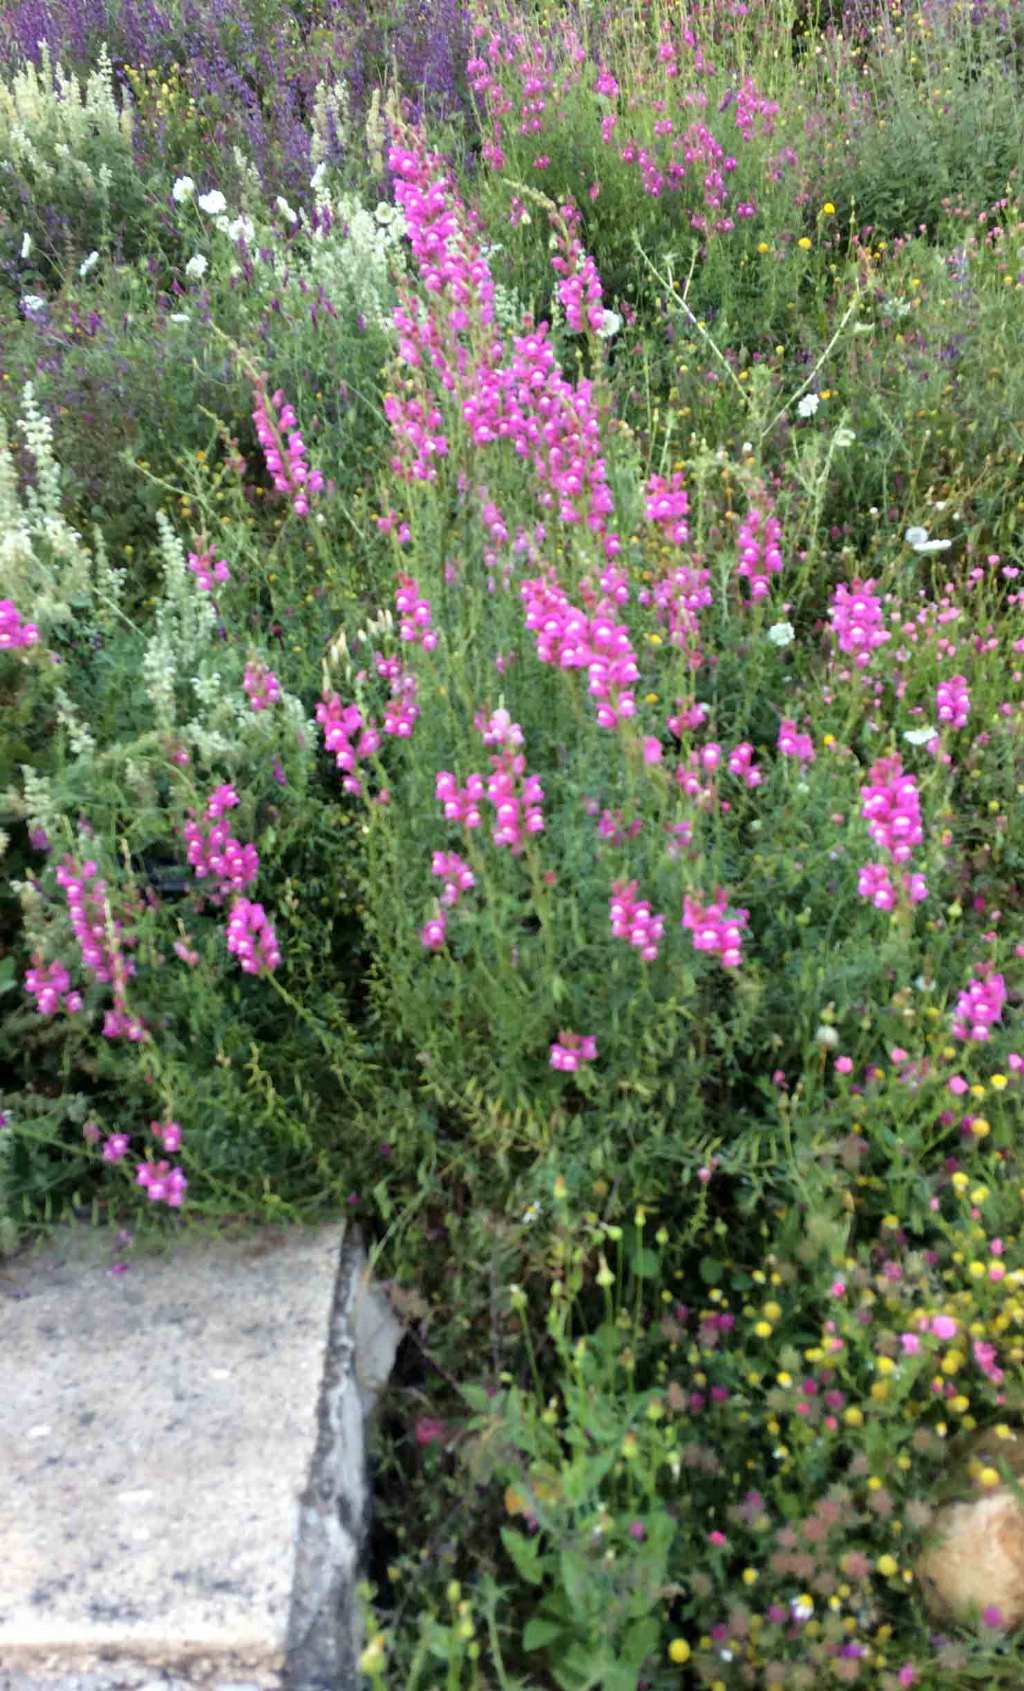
[0, 1222, 395, 1691]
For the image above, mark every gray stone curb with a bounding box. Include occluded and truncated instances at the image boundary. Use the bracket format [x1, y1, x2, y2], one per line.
[1, 1224, 401, 1691]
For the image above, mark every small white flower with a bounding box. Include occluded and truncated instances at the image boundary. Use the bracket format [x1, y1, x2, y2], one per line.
[904, 525, 930, 547]
[914, 538, 952, 554]
[310, 162, 327, 191]
[168, 311, 191, 324]
[767, 620, 795, 647]
[184, 253, 208, 280]
[275, 195, 298, 225]
[791, 1596, 814, 1622]
[816, 1024, 839, 1049]
[19, 294, 46, 315]
[78, 250, 99, 277]
[521, 1201, 542, 1225]
[833, 425, 856, 448]
[222, 215, 254, 245]
[903, 725, 938, 747]
[172, 175, 195, 203]
[796, 392, 820, 418]
[597, 308, 622, 340]
[20, 232, 32, 259]
[197, 189, 227, 215]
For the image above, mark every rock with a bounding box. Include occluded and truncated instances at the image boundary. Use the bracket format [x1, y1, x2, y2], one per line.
[916, 1487, 1024, 1627]
[1, 1223, 401, 1689]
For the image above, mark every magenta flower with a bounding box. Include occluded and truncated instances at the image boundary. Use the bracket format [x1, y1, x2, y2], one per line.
[420, 911, 447, 951]
[395, 576, 438, 652]
[682, 890, 749, 969]
[317, 694, 381, 795]
[777, 718, 815, 762]
[610, 880, 665, 962]
[225, 897, 281, 975]
[0, 598, 41, 648]
[550, 1031, 598, 1071]
[252, 385, 324, 515]
[136, 1160, 188, 1207]
[243, 661, 281, 711]
[737, 501, 783, 602]
[829, 578, 890, 667]
[102, 1133, 131, 1163]
[24, 957, 82, 1016]
[952, 970, 1007, 1042]
[152, 1120, 183, 1153]
[936, 674, 970, 729]
[187, 549, 230, 593]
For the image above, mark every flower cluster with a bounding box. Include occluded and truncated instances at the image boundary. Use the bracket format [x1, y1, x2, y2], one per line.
[251, 384, 324, 515]
[188, 549, 230, 592]
[645, 471, 690, 546]
[936, 674, 970, 729]
[225, 896, 282, 975]
[736, 501, 783, 601]
[521, 576, 638, 728]
[549, 1031, 598, 1071]
[486, 747, 545, 853]
[952, 969, 1007, 1042]
[136, 1159, 188, 1206]
[243, 660, 281, 711]
[610, 880, 665, 961]
[431, 851, 476, 907]
[395, 576, 438, 651]
[829, 579, 890, 668]
[0, 598, 40, 648]
[682, 890, 750, 969]
[857, 755, 928, 910]
[551, 210, 606, 334]
[24, 956, 82, 1015]
[777, 718, 815, 763]
[317, 694, 381, 796]
[55, 857, 142, 1039]
[183, 784, 259, 899]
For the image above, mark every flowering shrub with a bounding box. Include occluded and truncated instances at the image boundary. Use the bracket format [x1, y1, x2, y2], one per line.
[3, 3, 1024, 1686]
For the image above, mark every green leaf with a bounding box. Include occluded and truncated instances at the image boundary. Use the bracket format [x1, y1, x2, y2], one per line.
[699, 1255, 723, 1284]
[523, 1615, 565, 1651]
[501, 1527, 543, 1586]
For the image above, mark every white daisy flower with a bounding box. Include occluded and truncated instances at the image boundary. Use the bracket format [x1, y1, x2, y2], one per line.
[197, 189, 227, 215]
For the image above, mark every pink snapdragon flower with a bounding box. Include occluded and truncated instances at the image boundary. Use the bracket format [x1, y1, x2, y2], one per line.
[317, 694, 381, 795]
[860, 755, 923, 864]
[420, 910, 448, 950]
[610, 880, 664, 961]
[188, 549, 230, 592]
[550, 1031, 598, 1071]
[777, 718, 815, 762]
[136, 1159, 188, 1207]
[436, 770, 485, 828]
[952, 970, 1007, 1042]
[252, 384, 324, 515]
[736, 502, 783, 601]
[0, 598, 41, 648]
[152, 1120, 183, 1153]
[682, 890, 750, 969]
[24, 957, 83, 1015]
[728, 741, 762, 787]
[225, 897, 281, 974]
[829, 579, 890, 667]
[183, 807, 259, 899]
[243, 661, 281, 711]
[936, 674, 970, 729]
[395, 575, 438, 651]
[486, 748, 544, 853]
[431, 851, 475, 907]
[645, 472, 690, 546]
